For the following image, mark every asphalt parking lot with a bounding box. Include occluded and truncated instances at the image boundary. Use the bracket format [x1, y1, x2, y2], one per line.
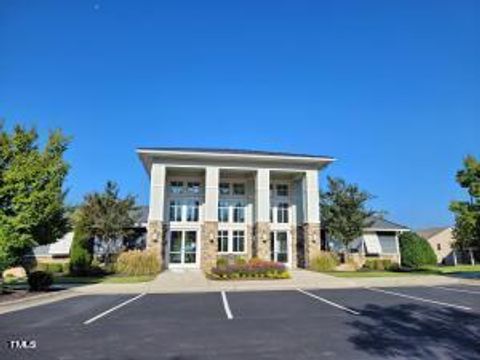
[1, 285, 479, 360]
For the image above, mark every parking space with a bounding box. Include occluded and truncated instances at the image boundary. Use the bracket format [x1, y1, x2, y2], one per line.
[1, 285, 479, 359]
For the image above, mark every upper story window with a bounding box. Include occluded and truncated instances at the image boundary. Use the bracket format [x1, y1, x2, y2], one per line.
[233, 202, 245, 223]
[170, 181, 184, 194]
[277, 203, 289, 223]
[186, 200, 199, 222]
[219, 183, 230, 195]
[218, 201, 229, 222]
[276, 184, 289, 197]
[187, 182, 200, 194]
[233, 183, 245, 195]
[437, 243, 441, 251]
[169, 200, 182, 221]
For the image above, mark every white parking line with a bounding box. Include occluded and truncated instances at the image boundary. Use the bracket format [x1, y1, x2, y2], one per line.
[83, 293, 146, 325]
[221, 291, 233, 320]
[365, 287, 472, 311]
[296, 288, 360, 315]
[434, 286, 480, 296]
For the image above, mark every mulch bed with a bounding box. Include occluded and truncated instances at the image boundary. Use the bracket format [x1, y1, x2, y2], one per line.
[0, 287, 63, 304]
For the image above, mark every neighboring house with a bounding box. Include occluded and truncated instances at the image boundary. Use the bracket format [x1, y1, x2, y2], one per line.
[323, 216, 410, 265]
[137, 147, 335, 270]
[27, 232, 74, 263]
[416, 226, 472, 265]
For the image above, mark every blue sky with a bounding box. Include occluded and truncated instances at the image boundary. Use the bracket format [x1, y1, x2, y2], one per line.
[0, 0, 478, 228]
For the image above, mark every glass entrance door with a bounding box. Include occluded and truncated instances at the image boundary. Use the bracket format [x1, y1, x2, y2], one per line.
[270, 231, 289, 264]
[169, 230, 198, 267]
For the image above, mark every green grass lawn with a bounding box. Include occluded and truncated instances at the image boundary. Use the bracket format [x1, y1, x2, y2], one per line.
[54, 274, 157, 284]
[3, 273, 157, 287]
[324, 265, 480, 278]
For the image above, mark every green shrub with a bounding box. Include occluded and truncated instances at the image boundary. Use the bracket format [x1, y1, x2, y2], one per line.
[115, 250, 160, 276]
[310, 252, 339, 271]
[28, 271, 53, 291]
[233, 256, 247, 266]
[216, 257, 228, 268]
[62, 262, 70, 274]
[69, 225, 92, 276]
[400, 232, 437, 269]
[363, 259, 394, 271]
[36, 262, 64, 273]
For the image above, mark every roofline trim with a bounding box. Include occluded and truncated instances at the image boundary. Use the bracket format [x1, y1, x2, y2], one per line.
[136, 148, 336, 163]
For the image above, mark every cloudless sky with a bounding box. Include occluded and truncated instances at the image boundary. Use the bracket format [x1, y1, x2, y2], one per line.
[1, 0, 479, 228]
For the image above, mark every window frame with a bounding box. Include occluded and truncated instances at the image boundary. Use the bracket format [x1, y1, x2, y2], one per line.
[169, 181, 184, 194]
[217, 230, 229, 253]
[276, 184, 289, 197]
[232, 230, 246, 253]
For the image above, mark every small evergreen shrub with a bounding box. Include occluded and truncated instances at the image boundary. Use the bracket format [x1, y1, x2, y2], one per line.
[310, 252, 340, 271]
[69, 225, 93, 276]
[28, 271, 53, 291]
[115, 250, 160, 276]
[400, 232, 437, 269]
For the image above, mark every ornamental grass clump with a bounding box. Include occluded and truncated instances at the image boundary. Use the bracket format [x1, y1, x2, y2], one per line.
[115, 249, 160, 276]
[210, 258, 290, 280]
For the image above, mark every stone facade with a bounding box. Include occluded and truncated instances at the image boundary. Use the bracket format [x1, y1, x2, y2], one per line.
[303, 223, 321, 268]
[147, 220, 164, 268]
[201, 221, 218, 271]
[254, 222, 271, 260]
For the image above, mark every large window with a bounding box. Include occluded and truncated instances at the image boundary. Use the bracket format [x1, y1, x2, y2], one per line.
[187, 182, 200, 194]
[233, 183, 245, 195]
[277, 203, 289, 223]
[217, 230, 229, 253]
[186, 200, 199, 222]
[169, 200, 182, 221]
[276, 184, 289, 197]
[232, 230, 245, 253]
[233, 202, 245, 223]
[218, 201, 229, 222]
[170, 181, 184, 194]
[219, 183, 230, 195]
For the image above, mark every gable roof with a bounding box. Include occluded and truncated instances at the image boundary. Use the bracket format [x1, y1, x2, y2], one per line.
[364, 216, 410, 232]
[417, 227, 451, 240]
[136, 147, 335, 160]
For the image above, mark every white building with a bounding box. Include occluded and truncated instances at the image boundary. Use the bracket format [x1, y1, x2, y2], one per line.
[137, 147, 335, 270]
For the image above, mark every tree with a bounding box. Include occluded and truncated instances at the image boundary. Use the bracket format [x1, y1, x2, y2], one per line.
[75, 181, 137, 264]
[0, 123, 70, 271]
[320, 177, 376, 254]
[399, 232, 437, 268]
[69, 223, 93, 275]
[449, 155, 480, 250]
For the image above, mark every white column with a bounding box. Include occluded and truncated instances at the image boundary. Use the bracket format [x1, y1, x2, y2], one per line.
[256, 169, 270, 222]
[148, 164, 166, 221]
[305, 170, 320, 223]
[204, 166, 219, 222]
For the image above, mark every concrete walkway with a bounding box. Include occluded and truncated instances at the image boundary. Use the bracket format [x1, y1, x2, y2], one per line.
[69, 269, 467, 295]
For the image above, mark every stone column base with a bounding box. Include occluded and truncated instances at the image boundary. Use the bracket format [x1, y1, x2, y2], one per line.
[147, 220, 164, 269]
[304, 223, 321, 268]
[254, 222, 271, 261]
[201, 222, 218, 271]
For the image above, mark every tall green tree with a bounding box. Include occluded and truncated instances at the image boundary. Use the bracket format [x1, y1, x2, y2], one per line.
[75, 181, 137, 264]
[0, 123, 70, 271]
[320, 177, 376, 253]
[449, 155, 480, 249]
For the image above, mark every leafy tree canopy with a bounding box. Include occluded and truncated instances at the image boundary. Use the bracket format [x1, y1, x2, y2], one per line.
[320, 176, 376, 251]
[0, 123, 70, 271]
[74, 181, 138, 264]
[449, 155, 480, 249]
